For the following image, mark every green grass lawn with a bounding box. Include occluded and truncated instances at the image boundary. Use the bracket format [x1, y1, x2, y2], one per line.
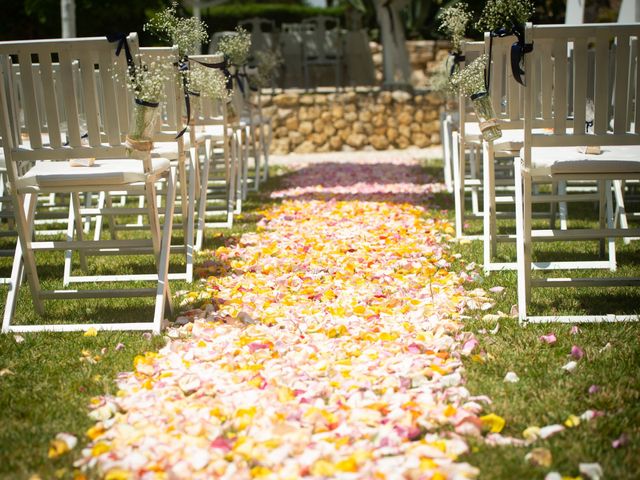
[0, 162, 638, 479]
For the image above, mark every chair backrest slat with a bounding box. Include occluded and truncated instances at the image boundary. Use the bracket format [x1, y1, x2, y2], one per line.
[539, 41, 554, 120]
[97, 48, 121, 145]
[77, 51, 102, 146]
[593, 29, 610, 135]
[58, 50, 82, 147]
[613, 34, 631, 133]
[37, 54, 62, 148]
[17, 53, 42, 148]
[552, 38, 568, 134]
[572, 37, 588, 132]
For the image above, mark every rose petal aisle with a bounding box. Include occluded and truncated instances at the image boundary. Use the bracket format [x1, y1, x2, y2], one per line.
[77, 159, 497, 479]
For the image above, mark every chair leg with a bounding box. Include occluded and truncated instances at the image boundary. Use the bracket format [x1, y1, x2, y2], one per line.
[452, 132, 464, 238]
[153, 169, 177, 333]
[4, 193, 44, 324]
[515, 158, 531, 323]
[598, 180, 606, 259]
[613, 180, 631, 244]
[195, 138, 212, 251]
[185, 148, 197, 283]
[470, 144, 480, 217]
[605, 180, 617, 272]
[260, 120, 271, 184]
[482, 141, 496, 272]
[93, 192, 106, 241]
[558, 181, 568, 230]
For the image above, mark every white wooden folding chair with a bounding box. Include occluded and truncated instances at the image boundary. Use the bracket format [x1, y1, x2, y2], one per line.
[0, 34, 176, 333]
[453, 41, 485, 240]
[65, 46, 195, 284]
[515, 22, 640, 323]
[188, 54, 240, 250]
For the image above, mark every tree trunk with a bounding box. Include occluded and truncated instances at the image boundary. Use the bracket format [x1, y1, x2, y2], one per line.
[60, 0, 76, 38]
[373, 0, 411, 90]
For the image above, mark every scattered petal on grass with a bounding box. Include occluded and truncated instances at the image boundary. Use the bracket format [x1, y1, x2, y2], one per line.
[570, 345, 584, 360]
[462, 338, 479, 355]
[0, 369, 15, 377]
[545, 473, 562, 480]
[504, 371, 520, 383]
[114, 343, 125, 351]
[141, 332, 152, 341]
[570, 325, 581, 335]
[510, 304, 519, 317]
[48, 433, 77, 458]
[480, 413, 506, 433]
[599, 342, 612, 353]
[580, 409, 602, 422]
[540, 424, 565, 439]
[523, 426, 541, 442]
[588, 385, 600, 394]
[561, 360, 577, 372]
[612, 433, 629, 448]
[14, 335, 25, 343]
[564, 414, 581, 428]
[489, 286, 505, 293]
[83, 327, 97, 337]
[539, 333, 557, 344]
[525, 447, 553, 467]
[579, 463, 603, 480]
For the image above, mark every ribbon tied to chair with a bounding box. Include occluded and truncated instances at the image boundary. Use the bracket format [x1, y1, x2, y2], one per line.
[175, 59, 193, 139]
[106, 33, 136, 73]
[448, 51, 466, 77]
[190, 58, 234, 92]
[486, 23, 533, 90]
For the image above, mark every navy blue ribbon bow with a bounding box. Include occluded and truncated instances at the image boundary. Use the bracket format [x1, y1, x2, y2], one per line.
[175, 59, 192, 139]
[449, 51, 466, 77]
[486, 24, 533, 90]
[106, 33, 136, 72]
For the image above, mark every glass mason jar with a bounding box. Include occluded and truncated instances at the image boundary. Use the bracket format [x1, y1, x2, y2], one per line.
[126, 100, 159, 151]
[188, 92, 201, 124]
[471, 92, 502, 142]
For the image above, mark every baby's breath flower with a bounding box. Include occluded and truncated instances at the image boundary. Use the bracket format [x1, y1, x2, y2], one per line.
[430, 57, 455, 98]
[438, 2, 472, 52]
[113, 54, 174, 103]
[188, 64, 230, 100]
[144, 2, 208, 58]
[217, 27, 252, 66]
[450, 54, 488, 97]
[477, 0, 534, 32]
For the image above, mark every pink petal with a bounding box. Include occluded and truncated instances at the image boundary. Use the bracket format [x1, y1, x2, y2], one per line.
[462, 338, 479, 355]
[115, 343, 125, 351]
[539, 333, 557, 344]
[570, 325, 581, 335]
[588, 385, 600, 394]
[570, 345, 584, 360]
[612, 433, 629, 448]
[489, 286, 505, 293]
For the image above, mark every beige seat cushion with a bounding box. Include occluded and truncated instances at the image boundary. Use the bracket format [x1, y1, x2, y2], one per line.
[152, 133, 207, 159]
[522, 145, 640, 174]
[16, 157, 170, 190]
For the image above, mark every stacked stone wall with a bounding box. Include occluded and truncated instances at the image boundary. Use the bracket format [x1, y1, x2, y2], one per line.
[265, 90, 445, 155]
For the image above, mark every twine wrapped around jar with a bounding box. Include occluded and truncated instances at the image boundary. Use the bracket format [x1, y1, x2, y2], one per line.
[470, 92, 502, 142]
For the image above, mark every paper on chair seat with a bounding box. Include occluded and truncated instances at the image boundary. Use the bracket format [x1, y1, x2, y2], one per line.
[16, 158, 171, 190]
[69, 158, 96, 167]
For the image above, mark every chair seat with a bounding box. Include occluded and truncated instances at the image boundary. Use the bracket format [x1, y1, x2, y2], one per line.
[522, 145, 640, 175]
[198, 125, 236, 138]
[16, 158, 171, 190]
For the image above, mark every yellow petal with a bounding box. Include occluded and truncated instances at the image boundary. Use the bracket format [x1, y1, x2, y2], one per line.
[480, 413, 506, 433]
[564, 414, 581, 428]
[83, 327, 98, 337]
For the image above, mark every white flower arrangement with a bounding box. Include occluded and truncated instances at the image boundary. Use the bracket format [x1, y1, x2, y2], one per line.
[188, 64, 230, 101]
[144, 2, 209, 58]
[430, 57, 455, 98]
[449, 54, 488, 97]
[217, 27, 252, 66]
[477, 0, 535, 32]
[114, 54, 175, 104]
[438, 2, 472, 53]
